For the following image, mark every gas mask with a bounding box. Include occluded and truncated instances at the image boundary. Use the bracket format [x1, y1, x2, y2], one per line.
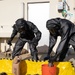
[15, 18, 26, 33]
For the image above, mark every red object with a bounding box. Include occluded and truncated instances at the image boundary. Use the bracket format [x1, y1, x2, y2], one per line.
[42, 64, 57, 75]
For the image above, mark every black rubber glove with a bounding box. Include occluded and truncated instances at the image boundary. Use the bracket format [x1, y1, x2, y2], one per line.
[44, 55, 50, 61]
[44, 55, 57, 62]
[49, 52, 60, 62]
[48, 55, 57, 62]
[7, 40, 12, 46]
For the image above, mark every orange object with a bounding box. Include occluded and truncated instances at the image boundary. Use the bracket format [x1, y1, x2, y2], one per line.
[42, 64, 57, 75]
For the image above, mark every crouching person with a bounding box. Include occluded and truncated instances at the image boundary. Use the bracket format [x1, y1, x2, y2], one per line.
[7, 18, 41, 75]
[7, 18, 42, 61]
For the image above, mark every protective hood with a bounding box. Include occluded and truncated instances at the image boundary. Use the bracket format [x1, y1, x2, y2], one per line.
[15, 18, 26, 28]
[46, 18, 61, 30]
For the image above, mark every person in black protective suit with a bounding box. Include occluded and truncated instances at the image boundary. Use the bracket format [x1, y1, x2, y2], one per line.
[7, 18, 41, 61]
[44, 18, 75, 62]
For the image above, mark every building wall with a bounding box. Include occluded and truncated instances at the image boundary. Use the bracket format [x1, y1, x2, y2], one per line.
[0, 0, 75, 52]
[24, 0, 63, 20]
[0, 0, 28, 52]
[67, 0, 75, 22]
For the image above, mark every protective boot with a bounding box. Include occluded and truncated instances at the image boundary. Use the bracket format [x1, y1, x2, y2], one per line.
[32, 52, 39, 62]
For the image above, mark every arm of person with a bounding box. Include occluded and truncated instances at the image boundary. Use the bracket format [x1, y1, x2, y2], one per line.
[10, 29, 18, 41]
[44, 33, 57, 61]
[56, 23, 70, 55]
[31, 23, 42, 45]
[7, 25, 18, 45]
[48, 33, 57, 55]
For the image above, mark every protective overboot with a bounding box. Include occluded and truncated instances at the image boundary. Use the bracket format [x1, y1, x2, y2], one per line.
[32, 53, 39, 62]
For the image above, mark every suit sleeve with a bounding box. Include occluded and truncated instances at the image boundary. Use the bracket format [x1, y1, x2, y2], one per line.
[49, 33, 57, 51]
[9, 25, 18, 41]
[31, 24, 42, 42]
[56, 23, 70, 54]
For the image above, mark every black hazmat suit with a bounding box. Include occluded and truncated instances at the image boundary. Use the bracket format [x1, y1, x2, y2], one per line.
[44, 18, 75, 61]
[7, 18, 41, 61]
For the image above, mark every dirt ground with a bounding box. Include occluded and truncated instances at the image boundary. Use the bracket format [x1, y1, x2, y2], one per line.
[0, 48, 75, 66]
[0, 51, 75, 61]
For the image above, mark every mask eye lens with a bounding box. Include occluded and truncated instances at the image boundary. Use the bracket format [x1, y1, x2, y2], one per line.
[18, 26, 24, 32]
[22, 22, 25, 25]
[19, 28, 22, 32]
[49, 28, 55, 34]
